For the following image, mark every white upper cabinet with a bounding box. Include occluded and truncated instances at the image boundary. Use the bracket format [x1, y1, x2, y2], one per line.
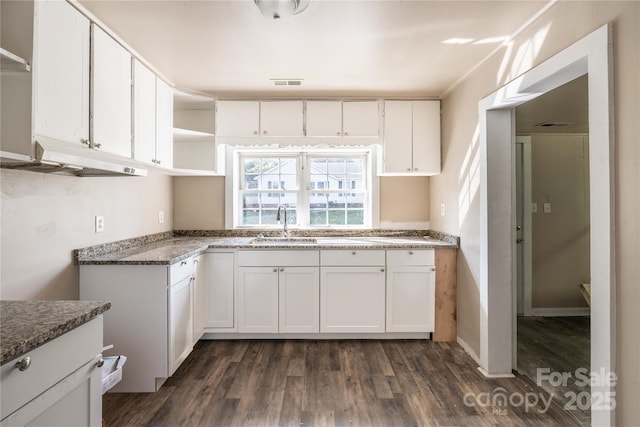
[216, 100, 260, 137]
[305, 100, 342, 137]
[342, 101, 379, 137]
[383, 100, 440, 175]
[133, 59, 156, 164]
[90, 24, 132, 158]
[155, 78, 174, 167]
[33, 0, 90, 146]
[260, 100, 303, 137]
[133, 59, 173, 168]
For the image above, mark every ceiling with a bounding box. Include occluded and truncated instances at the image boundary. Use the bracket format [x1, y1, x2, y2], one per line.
[78, 0, 550, 98]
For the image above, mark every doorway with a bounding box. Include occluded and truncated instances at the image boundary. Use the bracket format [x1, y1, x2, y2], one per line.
[477, 24, 615, 427]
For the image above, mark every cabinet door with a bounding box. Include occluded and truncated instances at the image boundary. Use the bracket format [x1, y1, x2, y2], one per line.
[33, 0, 89, 145]
[133, 59, 156, 164]
[412, 100, 441, 174]
[237, 267, 279, 333]
[90, 25, 132, 158]
[192, 254, 206, 343]
[386, 266, 435, 332]
[320, 267, 385, 332]
[383, 100, 413, 173]
[279, 267, 319, 333]
[260, 100, 303, 137]
[342, 101, 379, 137]
[168, 275, 193, 376]
[216, 101, 260, 137]
[305, 101, 342, 137]
[205, 252, 235, 330]
[155, 78, 173, 167]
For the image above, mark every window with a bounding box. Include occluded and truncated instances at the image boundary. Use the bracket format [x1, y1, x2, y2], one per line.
[231, 148, 377, 229]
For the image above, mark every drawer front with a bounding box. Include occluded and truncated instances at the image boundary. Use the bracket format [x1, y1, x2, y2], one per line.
[1, 317, 103, 419]
[386, 249, 434, 266]
[320, 250, 385, 266]
[237, 250, 319, 267]
[170, 257, 194, 284]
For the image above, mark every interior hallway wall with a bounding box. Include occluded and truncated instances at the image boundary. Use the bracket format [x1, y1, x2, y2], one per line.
[430, 2, 639, 423]
[173, 175, 430, 230]
[529, 134, 590, 309]
[0, 169, 173, 300]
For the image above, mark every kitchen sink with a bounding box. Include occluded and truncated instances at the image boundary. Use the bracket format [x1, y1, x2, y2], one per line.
[250, 236, 318, 245]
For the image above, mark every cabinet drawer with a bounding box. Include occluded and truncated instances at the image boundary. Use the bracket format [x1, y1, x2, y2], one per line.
[320, 250, 385, 266]
[170, 257, 194, 284]
[0, 317, 102, 418]
[237, 250, 319, 267]
[386, 249, 434, 266]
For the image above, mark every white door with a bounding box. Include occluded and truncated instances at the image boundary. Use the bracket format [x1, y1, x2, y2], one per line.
[237, 267, 279, 333]
[412, 100, 441, 174]
[132, 59, 156, 164]
[342, 101, 379, 137]
[168, 276, 193, 375]
[320, 267, 386, 332]
[383, 100, 413, 173]
[204, 252, 235, 330]
[33, 0, 90, 145]
[279, 266, 319, 333]
[90, 25, 132, 158]
[216, 101, 260, 137]
[260, 100, 304, 137]
[306, 101, 342, 137]
[386, 266, 435, 332]
[155, 78, 173, 167]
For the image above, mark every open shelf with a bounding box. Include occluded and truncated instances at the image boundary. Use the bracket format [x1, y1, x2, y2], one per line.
[173, 127, 215, 141]
[1, 48, 31, 72]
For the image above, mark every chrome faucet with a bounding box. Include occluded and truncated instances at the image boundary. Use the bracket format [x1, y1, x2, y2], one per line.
[276, 204, 289, 238]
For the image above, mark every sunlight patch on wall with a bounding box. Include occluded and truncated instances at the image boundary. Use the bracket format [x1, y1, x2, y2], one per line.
[498, 23, 551, 85]
[458, 123, 481, 228]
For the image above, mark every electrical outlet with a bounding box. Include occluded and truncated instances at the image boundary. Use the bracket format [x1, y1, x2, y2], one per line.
[158, 211, 165, 224]
[95, 215, 104, 233]
[440, 203, 446, 216]
[543, 203, 552, 213]
[531, 202, 538, 213]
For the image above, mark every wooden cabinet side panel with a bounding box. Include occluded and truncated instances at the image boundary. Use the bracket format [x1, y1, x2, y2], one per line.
[433, 248, 457, 342]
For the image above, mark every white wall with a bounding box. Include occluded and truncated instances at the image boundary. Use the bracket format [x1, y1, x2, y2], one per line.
[431, 1, 639, 423]
[0, 169, 173, 300]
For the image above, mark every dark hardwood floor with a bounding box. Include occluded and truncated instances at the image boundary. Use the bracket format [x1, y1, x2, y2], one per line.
[517, 316, 591, 426]
[104, 339, 580, 426]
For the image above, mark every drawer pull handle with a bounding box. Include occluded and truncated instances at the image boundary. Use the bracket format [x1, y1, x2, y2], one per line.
[96, 357, 104, 368]
[409, 251, 414, 255]
[15, 357, 31, 371]
[180, 261, 188, 266]
[351, 251, 356, 255]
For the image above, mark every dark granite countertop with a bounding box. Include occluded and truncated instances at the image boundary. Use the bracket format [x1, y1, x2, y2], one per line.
[76, 231, 459, 266]
[0, 300, 111, 365]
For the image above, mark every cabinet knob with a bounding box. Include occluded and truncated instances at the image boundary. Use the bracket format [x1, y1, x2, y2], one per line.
[409, 251, 414, 255]
[94, 143, 102, 149]
[81, 138, 90, 146]
[96, 357, 104, 368]
[431, 267, 436, 272]
[15, 357, 31, 371]
[157, 160, 162, 165]
[181, 260, 188, 266]
[254, 130, 259, 135]
[351, 251, 357, 255]
[280, 268, 284, 272]
[344, 132, 349, 136]
[380, 268, 385, 272]
[263, 130, 267, 135]
[407, 168, 412, 171]
[336, 131, 341, 136]
[414, 168, 418, 171]
[273, 268, 278, 273]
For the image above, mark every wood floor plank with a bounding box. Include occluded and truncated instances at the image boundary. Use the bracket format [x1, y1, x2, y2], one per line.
[103, 339, 583, 427]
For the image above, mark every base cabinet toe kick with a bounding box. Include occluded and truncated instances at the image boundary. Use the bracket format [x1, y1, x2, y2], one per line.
[80, 247, 456, 392]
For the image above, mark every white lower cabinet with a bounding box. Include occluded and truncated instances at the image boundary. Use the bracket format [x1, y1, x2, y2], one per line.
[386, 250, 436, 332]
[320, 250, 386, 333]
[236, 250, 320, 334]
[0, 318, 103, 427]
[80, 257, 196, 392]
[204, 252, 236, 331]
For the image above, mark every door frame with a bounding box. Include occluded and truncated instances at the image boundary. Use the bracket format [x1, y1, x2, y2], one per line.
[477, 24, 615, 426]
[515, 136, 533, 317]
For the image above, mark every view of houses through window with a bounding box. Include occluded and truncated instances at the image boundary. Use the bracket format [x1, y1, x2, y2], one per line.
[238, 152, 368, 228]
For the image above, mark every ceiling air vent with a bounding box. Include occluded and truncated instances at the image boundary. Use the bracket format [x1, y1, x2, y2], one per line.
[271, 79, 303, 87]
[534, 122, 573, 128]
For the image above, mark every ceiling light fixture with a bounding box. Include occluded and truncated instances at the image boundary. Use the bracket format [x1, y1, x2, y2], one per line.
[254, 0, 310, 20]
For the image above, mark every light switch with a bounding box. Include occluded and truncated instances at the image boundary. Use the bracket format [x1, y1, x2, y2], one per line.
[440, 203, 446, 216]
[95, 215, 104, 233]
[531, 203, 538, 213]
[543, 203, 552, 213]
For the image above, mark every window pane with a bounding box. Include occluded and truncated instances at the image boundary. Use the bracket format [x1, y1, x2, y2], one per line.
[309, 210, 327, 225]
[347, 210, 364, 225]
[347, 193, 365, 208]
[328, 210, 346, 225]
[328, 193, 346, 209]
[262, 209, 278, 224]
[310, 193, 327, 209]
[242, 193, 260, 209]
[242, 210, 259, 225]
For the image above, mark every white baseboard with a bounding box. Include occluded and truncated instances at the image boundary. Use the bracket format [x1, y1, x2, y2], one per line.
[378, 220, 430, 230]
[524, 307, 591, 317]
[477, 367, 515, 378]
[457, 336, 482, 367]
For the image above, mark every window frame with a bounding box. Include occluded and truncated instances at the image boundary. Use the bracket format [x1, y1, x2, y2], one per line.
[226, 146, 379, 230]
